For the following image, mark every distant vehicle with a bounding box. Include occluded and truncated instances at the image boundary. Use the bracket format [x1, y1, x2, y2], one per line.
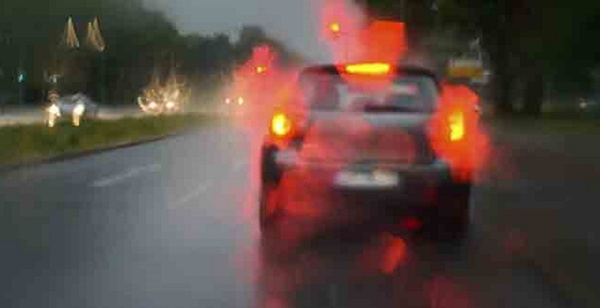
[222, 95, 246, 116]
[259, 63, 478, 239]
[138, 75, 188, 115]
[46, 93, 99, 127]
[224, 96, 245, 106]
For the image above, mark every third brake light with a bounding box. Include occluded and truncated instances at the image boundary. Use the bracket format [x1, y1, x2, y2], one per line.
[345, 63, 391, 75]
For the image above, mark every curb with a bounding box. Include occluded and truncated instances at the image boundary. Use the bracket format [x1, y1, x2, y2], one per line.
[0, 130, 192, 175]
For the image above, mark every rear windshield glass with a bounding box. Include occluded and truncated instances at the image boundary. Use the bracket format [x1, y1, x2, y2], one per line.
[299, 72, 439, 113]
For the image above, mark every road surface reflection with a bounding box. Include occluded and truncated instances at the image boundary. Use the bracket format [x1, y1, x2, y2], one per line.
[255, 217, 478, 308]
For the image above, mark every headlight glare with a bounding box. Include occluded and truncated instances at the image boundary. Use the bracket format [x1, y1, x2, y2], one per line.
[73, 104, 86, 116]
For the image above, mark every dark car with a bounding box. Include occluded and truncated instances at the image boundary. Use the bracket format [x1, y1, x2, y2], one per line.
[259, 63, 475, 239]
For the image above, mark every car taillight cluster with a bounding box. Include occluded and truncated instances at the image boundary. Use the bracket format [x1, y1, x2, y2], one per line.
[448, 111, 465, 142]
[429, 84, 487, 181]
[270, 113, 293, 137]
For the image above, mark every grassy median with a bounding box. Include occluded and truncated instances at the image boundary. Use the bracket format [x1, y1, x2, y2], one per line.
[0, 114, 216, 166]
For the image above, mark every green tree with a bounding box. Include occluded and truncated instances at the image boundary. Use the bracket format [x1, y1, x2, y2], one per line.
[0, 0, 179, 103]
[0, 1, 302, 105]
[358, 0, 600, 117]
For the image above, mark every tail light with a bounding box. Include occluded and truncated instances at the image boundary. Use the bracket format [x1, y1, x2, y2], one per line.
[270, 112, 293, 137]
[429, 87, 484, 182]
[345, 63, 391, 75]
[448, 111, 465, 141]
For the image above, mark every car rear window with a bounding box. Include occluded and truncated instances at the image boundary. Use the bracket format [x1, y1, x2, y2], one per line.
[299, 71, 439, 113]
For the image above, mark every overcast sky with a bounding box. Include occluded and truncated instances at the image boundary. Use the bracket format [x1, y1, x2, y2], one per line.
[142, 0, 333, 62]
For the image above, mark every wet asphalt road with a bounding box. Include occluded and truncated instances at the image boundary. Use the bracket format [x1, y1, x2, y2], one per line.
[0, 121, 573, 308]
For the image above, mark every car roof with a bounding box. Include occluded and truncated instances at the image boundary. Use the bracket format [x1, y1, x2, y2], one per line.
[300, 64, 440, 88]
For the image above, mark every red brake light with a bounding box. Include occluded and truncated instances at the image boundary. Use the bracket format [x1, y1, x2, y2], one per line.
[429, 83, 489, 182]
[345, 63, 391, 75]
[271, 113, 293, 137]
[449, 111, 465, 141]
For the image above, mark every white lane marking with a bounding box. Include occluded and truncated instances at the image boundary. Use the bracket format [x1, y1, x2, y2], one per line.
[172, 184, 209, 207]
[91, 163, 162, 188]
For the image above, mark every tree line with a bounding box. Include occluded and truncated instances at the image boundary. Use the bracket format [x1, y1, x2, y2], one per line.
[0, 0, 300, 105]
[358, 0, 600, 116]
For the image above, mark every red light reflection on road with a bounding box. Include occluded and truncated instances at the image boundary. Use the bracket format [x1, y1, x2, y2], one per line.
[379, 234, 408, 275]
[427, 276, 475, 308]
[300, 115, 417, 165]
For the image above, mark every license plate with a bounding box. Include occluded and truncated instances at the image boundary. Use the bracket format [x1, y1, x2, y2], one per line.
[334, 170, 400, 189]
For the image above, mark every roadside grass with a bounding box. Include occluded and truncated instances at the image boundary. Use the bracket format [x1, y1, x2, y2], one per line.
[0, 114, 216, 165]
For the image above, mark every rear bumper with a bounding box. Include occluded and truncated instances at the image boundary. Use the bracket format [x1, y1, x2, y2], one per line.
[270, 150, 454, 208]
[274, 149, 452, 181]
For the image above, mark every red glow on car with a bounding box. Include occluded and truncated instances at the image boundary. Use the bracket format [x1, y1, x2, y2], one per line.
[429, 84, 490, 182]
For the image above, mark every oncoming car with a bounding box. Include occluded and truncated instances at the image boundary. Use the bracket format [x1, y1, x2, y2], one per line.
[46, 93, 99, 127]
[138, 88, 185, 115]
[259, 63, 479, 239]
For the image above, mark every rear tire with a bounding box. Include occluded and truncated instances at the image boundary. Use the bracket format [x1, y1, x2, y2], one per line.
[430, 183, 471, 241]
[259, 182, 283, 232]
[259, 147, 284, 233]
